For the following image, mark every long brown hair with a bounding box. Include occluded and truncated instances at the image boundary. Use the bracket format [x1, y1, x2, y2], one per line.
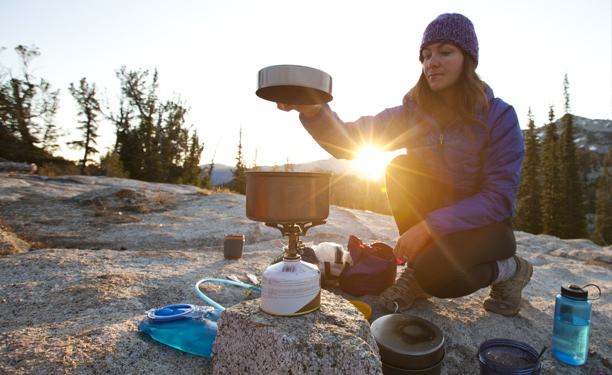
[404, 53, 489, 137]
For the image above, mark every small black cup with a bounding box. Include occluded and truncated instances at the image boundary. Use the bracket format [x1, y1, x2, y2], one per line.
[224, 235, 245, 260]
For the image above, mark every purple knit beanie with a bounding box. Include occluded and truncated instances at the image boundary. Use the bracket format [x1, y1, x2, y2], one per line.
[419, 13, 479, 66]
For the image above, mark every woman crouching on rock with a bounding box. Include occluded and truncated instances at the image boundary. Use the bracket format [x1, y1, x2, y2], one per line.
[278, 13, 531, 317]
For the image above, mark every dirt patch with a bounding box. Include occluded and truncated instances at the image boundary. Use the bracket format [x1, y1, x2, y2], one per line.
[0, 228, 31, 255]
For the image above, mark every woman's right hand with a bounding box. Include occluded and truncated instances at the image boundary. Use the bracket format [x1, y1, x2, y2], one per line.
[276, 103, 321, 118]
[393, 220, 432, 263]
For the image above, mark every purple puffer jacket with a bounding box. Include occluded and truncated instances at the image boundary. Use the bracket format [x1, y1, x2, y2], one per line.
[299, 86, 524, 236]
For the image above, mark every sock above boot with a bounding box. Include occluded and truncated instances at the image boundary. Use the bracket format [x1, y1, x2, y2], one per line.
[491, 256, 518, 285]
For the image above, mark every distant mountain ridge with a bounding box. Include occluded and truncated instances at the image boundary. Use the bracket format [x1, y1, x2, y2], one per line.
[534, 115, 612, 155]
[208, 115, 612, 186]
[207, 158, 358, 186]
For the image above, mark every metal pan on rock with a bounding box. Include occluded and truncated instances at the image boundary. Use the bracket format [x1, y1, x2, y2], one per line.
[256, 65, 333, 105]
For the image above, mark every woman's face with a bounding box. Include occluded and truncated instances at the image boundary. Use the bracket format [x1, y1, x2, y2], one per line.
[421, 43, 465, 94]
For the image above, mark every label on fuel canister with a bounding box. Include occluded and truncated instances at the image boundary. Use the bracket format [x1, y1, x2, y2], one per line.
[260, 258, 321, 316]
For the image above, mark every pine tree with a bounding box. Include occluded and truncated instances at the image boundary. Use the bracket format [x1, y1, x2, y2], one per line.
[206, 138, 220, 183]
[515, 108, 543, 234]
[113, 67, 157, 180]
[112, 67, 196, 184]
[181, 131, 205, 187]
[250, 149, 262, 171]
[99, 149, 128, 178]
[230, 127, 247, 194]
[39, 80, 62, 154]
[594, 148, 612, 246]
[541, 105, 564, 237]
[158, 100, 189, 183]
[558, 74, 587, 238]
[284, 156, 294, 172]
[0, 45, 61, 163]
[67, 77, 100, 175]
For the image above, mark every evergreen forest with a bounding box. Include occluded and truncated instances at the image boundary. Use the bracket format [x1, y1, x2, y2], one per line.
[0, 45, 207, 187]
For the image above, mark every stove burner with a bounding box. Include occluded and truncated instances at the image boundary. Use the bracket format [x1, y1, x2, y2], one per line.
[265, 221, 325, 258]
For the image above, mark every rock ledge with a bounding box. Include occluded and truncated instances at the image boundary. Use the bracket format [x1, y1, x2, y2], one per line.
[212, 290, 382, 375]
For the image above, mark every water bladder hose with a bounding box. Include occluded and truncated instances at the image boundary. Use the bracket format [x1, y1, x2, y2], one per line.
[194, 279, 261, 311]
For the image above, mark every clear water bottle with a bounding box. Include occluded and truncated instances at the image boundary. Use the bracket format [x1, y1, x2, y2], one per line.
[551, 284, 600, 365]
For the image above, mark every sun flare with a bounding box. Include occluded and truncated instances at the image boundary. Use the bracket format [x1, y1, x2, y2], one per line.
[354, 147, 398, 181]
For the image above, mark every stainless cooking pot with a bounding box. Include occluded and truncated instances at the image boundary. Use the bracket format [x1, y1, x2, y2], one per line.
[245, 171, 332, 224]
[371, 314, 445, 374]
[256, 65, 333, 105]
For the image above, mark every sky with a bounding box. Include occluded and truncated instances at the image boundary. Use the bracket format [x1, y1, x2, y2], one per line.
[1, 0, 611, 171]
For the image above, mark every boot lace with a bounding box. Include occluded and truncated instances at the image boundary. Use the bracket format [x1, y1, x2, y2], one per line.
[392, 268, 430, 300]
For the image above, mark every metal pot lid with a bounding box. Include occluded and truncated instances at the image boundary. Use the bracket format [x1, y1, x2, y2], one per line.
[371, 314, 445, 356]
[256, 65, 333, 105]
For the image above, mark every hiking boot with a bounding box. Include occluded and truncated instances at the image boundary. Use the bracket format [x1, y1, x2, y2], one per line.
[483, 256, 533, 316]
[379, 267, 431, 312]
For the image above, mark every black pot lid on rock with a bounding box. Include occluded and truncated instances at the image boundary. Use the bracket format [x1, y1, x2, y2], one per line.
[371, 314, 445, 356]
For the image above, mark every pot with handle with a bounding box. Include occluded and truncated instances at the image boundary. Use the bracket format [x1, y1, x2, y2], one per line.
[245, 171, 332, 224]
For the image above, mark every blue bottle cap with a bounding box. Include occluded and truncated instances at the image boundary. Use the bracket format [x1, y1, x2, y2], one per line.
[147, 304, 195, 321]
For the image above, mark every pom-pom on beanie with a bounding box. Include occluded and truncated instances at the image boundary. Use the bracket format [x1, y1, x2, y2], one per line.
[419, 13, 479, 66]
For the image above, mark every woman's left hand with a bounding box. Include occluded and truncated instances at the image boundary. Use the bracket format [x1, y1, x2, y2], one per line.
[393, 220, 433, 262]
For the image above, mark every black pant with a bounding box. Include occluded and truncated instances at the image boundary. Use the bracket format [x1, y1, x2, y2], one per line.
[385, 154, 516, 298]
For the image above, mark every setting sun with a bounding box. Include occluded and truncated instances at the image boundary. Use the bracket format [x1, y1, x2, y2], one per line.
[354, 147, 401, 181]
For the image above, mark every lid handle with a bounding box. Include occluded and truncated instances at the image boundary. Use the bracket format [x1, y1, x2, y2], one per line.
[583, 284, 602, 300]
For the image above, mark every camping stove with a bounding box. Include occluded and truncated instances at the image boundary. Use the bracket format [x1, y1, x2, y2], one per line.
[259, 222, 324, 316]
[266, 222, 323, 258]
[245, 171, 332, 316]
